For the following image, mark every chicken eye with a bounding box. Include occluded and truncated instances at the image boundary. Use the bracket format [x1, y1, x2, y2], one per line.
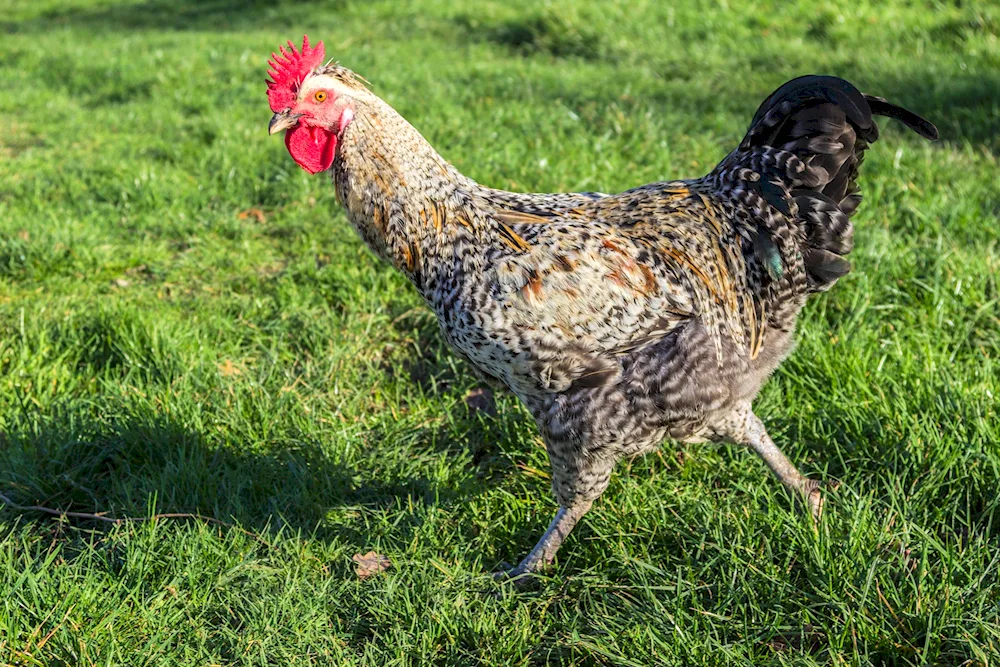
[314, 91, 328, 103]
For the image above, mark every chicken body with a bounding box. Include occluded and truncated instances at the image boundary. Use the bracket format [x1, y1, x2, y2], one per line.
[268, 60, 937, 579]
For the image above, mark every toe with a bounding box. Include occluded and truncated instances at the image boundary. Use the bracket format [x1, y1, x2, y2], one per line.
[491, 563, 538, 587]
[807, 487, 824, 521]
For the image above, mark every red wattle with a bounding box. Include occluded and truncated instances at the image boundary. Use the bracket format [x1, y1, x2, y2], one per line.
[285, 124, 337, 174]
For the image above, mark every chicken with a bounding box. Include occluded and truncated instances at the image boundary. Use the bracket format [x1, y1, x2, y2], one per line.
[265, 36, 938, 580]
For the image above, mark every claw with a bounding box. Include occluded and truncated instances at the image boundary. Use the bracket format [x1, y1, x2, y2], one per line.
[485, 564, 538, 595]
[492, 563, 536, 587]
[805, 479, 838, 522]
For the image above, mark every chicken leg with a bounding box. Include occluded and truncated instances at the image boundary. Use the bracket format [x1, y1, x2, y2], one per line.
[495, 501, 592, 581]
[721, 402, 825, 519]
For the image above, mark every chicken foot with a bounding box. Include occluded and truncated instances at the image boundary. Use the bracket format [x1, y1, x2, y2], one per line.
[495, 501, 592, 582]
[723, 402, 827, 519]
[496, 402, 826, 584]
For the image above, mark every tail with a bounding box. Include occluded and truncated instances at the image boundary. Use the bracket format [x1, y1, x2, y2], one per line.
[718, 75, 937, 291]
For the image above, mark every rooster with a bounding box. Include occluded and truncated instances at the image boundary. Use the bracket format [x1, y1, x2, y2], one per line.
[265, 36, 937, 580]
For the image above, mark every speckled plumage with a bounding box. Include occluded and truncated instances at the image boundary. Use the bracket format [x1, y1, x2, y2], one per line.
[269, 64, 937, 579]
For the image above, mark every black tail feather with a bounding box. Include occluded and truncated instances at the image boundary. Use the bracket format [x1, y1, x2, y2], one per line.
[865, 95, 939, 140]
[722, 75, 936, 291]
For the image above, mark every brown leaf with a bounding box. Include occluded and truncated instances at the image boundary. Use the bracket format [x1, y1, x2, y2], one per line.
[237, 208, 266, 223]
[352, 551, 391, 579]
[217, 359, 241, 377]
[113, 278, 131, 288]
[465, 387, 496, 416]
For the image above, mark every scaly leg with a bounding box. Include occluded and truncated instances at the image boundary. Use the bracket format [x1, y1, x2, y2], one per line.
[723, 403, 826, 519]
[495, 501, 592, 581]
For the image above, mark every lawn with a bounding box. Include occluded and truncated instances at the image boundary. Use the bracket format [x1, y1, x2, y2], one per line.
[1, 0, 999, 664]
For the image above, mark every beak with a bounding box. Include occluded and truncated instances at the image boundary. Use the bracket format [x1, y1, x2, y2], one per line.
[268, 110, 302, 135]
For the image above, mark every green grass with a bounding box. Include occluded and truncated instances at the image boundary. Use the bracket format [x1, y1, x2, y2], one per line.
[1, 0, 999, 664]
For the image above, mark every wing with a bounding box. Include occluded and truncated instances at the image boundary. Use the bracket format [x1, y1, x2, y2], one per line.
[479, 184, 756, 394]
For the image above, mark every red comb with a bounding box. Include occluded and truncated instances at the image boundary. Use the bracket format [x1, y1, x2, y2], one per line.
[266, 35, 326, 112]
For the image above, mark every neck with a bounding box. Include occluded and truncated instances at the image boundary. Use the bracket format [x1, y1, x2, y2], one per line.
[332, 96, 481, 286]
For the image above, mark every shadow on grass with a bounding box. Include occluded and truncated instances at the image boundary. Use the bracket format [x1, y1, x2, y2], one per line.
[1, 0, 353, 34]
[452, 9, 613, 62]
[451, 56, 997, 152]
[5, 1, 995, 150]
[0, 400, 515, 549]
